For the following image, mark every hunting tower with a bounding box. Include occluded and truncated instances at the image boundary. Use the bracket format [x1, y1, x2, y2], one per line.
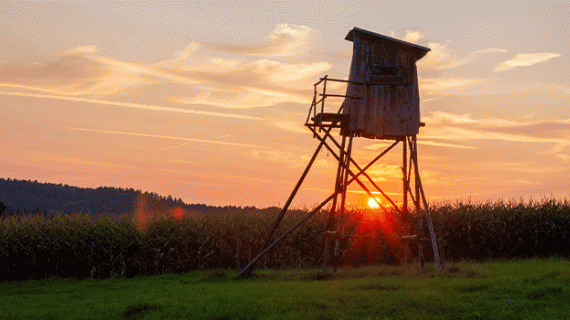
[238, 27, 442, 277]
[342, 27, 428, 138]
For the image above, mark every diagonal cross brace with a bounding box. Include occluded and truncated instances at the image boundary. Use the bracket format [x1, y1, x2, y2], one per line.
[259, 131, 328, 252]
[307, 127, 403, 216]
[236, 193, 336, 278]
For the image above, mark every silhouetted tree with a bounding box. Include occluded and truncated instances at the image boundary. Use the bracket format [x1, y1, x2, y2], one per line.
[0, 177, 227, 216]
[0, 201, 7, 218]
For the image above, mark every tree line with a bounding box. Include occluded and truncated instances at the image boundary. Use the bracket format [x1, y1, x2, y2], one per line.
[0, 178, 255, 217]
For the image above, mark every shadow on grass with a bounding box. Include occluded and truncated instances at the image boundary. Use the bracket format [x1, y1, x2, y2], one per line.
[122, 302, 164, 319]
[358, 283, 400, 291]
[200, 270, 227, 282]
[456, 284, 489, 293]
[527, 287, 564, 299]
[299, 270, 334, 281]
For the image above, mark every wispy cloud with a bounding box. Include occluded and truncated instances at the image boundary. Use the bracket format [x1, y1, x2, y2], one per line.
[425, 111, 570, 138]
[198, 24, 314, 57]
[270, 120, 308, 135]
[0, 90, 264, 121]
[0, 47, 168, 97]
[399, 28, 475, 71]
[68, 45, 98, 55]
[469, 161, 559, 174]
[555, 154, 570, 162]
[419, 77, 483, 94]
[0, 53, 108, 92]
[168, 58, 329, 109]
[364, 139, 475, 150]
[1, 31, 325, 110]
[347, 190, 400, 196]
[34, 152, 127, 169]
[394, 30, 508, 72]
[249, 59, 331, 85]
[419, 43, 509, 71]
[69, 128, 264, 149]
[419, 140, 476, 150]
[419, 42, 473, 71]
[116, 54, 323, 109]
[493, 53, 561, 72]
[473, 48, 508, 54]
[402, 30, 423, 43]
[154, 42, 201, 67]
[97, 54, 317, 109]
[425, 112, 479, 124]
[422, 112, 570, 153]
[225, 174, 295, 186]
[249, 149, 333, 169]
[367, 164, 403, 181]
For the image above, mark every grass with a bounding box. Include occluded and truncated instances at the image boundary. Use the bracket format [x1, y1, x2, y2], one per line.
[1, 257, 569, 319]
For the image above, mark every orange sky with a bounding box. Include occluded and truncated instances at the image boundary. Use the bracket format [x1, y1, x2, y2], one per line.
[1, 1, 570, 208]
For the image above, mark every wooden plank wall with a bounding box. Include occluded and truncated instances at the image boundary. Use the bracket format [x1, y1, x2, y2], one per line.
[341, 35, 420, 139]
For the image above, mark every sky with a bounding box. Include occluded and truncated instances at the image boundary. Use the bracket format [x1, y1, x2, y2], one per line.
[1, 1, 570, 208]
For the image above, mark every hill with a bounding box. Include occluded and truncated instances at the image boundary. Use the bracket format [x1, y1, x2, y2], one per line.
[0, 178, 249, 216]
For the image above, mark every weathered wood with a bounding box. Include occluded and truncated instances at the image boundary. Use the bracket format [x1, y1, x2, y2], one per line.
[341, 27, 430, 139]
[237, 193, 335, 278]
[320, 93, 362, 99]
[259, 135, 327, 254]
[313, 113, 350, 124]
[410, 136, 443, 272]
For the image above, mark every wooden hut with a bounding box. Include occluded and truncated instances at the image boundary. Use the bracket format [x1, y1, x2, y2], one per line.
[341, 27, 431, 139]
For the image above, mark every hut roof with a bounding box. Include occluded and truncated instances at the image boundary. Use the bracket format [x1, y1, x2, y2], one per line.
[346, 27, 431, 60]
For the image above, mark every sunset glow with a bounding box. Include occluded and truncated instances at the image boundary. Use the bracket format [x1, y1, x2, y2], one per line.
[367, 197, 381, 209]
[2, 1, 570, 208]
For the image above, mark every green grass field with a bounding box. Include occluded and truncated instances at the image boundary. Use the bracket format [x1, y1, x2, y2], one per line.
[1, 258, 569, 320]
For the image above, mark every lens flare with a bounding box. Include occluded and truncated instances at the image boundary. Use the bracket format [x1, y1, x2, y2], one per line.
[134, 197, 148, 231]
[171, 206, 184, 222]
[134, 193, 153, 232]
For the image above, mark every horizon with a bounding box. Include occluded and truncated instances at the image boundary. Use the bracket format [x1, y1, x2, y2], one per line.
[2, 1, 570, 208]
[3, 176, 569, 213]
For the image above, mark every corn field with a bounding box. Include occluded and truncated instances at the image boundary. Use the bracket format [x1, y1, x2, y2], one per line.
[432, 198, 570, 261]
[1, 198, 569, 281]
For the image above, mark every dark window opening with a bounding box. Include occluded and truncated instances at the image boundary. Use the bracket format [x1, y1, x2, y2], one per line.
[371, 66, 400, 76]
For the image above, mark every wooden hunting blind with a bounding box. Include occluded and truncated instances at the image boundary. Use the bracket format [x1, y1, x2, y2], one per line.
[238, 27, 442, 278]
[342, 27, 430, 139]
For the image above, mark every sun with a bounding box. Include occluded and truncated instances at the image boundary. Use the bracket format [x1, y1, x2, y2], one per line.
[367, 197, 381, 209]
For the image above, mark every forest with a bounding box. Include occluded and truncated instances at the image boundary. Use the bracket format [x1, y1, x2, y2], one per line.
[0, 178, 254, 217]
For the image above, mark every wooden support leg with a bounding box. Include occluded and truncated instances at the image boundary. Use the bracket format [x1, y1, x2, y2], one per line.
[402, 138, 410, 266]
[410, 136, 443, 272]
